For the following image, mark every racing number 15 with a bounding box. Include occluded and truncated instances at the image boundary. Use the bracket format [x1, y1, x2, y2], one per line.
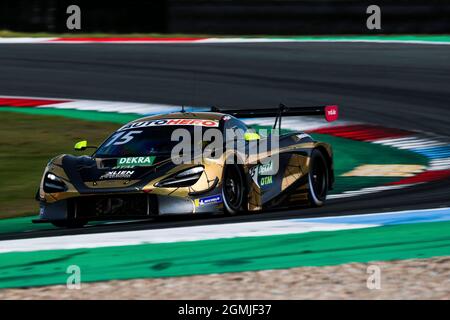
[104, 130, 142, 147]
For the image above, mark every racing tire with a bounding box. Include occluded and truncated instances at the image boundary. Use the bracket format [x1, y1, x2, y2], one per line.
[51, 219, 87, 228]
[307, 149, 329, 207]
[222, 164, 247, 215]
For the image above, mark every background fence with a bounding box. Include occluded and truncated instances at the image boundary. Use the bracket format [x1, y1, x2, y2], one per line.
[1, 0, 450, 34]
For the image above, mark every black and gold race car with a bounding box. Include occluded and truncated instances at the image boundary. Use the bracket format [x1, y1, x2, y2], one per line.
[34, 104, 338, 228]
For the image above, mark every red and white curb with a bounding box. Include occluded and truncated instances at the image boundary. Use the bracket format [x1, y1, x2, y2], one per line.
[1, 95, 449, 200]
[0, 95, 179, 114]
[0, 95, 348, 131]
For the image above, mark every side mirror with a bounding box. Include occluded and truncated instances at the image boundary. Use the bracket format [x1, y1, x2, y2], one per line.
[74, 140, 88, 151]
[244, 132, 260, 141]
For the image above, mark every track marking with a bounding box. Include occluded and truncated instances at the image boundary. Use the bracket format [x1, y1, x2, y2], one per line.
[388, 170, 450, 185]
[0, 38, 55, 43]
[0, 221, 374, 253]
[1, 37, 450, 45]
[1, 207, 450, 254]
[429, 157, 450, 170]
[327, 184, 416, 199]
[298, 206, 450, 224]
[373, 137, 446, 149]
[40, 100, 183, 114]
[310, 124, 450, 194]
[341, 164, 425, 177]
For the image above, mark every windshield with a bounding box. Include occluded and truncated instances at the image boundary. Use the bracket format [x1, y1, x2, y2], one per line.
[94, 124, 218, 158]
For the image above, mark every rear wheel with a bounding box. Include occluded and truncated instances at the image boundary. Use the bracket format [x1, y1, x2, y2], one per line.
[222, 164, 247, 215]
[307, 149, 329, 207]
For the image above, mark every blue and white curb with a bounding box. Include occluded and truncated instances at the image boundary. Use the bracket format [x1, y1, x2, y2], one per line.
[300, 207, 450, 226]
[373, 137, 450, 171]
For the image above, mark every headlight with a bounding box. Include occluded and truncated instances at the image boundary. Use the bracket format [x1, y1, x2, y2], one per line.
[43, 172, 68, 193]
[155, 166, 204, 188]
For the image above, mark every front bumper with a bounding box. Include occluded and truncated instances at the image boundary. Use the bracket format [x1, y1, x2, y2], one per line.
[36, 191, 223, 222]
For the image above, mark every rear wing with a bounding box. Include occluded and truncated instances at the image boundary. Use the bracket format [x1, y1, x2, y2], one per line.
[211, 103, 338, 129]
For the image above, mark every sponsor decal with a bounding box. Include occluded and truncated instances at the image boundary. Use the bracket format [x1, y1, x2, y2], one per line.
[260, 175, 273, 186]
[118, 119, 219, 131]
[115, 156, 155, 168]
[325, 105, 339, 122]
[258, 161, 273, 175]
[195, 194, 223, 207]
[250, 160, 275, 187]
[99, 170, 134, 180]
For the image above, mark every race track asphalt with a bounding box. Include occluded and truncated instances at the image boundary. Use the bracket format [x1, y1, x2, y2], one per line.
[0, 42, 449, 238]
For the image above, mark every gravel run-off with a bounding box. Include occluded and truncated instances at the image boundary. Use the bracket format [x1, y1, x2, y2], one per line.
[1, 256, 449, 300]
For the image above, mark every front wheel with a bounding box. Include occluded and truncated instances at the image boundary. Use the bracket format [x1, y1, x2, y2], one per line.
[307, 149, 329, 207]
[222, 164, 247, 215]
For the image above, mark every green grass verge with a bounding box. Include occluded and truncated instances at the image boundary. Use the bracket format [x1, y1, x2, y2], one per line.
[0, 112, 122, 218]
[1, 220, 450, 289]
[0, 216, 55, 233]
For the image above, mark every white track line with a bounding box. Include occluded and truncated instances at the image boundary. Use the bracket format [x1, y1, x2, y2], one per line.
[0, 37, 450, 45]
[2, 206, 450, 254]
[0, 220, 374, 253]
[0, 37, 55, 43]
[199, 38, 450, 46]
[373, 137, 446, 149]
[40, 100, 181, 114]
